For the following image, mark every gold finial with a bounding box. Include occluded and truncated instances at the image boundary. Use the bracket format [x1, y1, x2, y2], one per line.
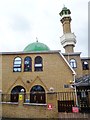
[63, 4, 65, 8]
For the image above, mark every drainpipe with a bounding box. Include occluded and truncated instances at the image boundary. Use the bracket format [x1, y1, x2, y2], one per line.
[73, 74, 79, 107]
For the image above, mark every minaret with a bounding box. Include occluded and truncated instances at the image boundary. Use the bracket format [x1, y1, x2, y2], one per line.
[59, 6, 76, 53]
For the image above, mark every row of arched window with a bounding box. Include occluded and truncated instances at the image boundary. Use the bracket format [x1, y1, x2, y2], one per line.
[11, 85, 46, 104]
[69, 59, 89, 70]
[13, 56, 43, 72]
[13, 57, 89, 72]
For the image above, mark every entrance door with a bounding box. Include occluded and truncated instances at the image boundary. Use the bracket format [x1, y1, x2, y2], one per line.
[30, 85, 46, 104]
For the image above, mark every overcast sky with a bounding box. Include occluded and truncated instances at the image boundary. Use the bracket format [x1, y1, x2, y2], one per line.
[0, 0, 89, 57]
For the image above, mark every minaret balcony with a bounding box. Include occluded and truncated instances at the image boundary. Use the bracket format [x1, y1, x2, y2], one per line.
[60, 33, 76, 47]
[60, 14, 71, 20]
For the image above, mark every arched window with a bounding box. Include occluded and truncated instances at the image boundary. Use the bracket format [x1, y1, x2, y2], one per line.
[11, 86, 26, 102]
[34, 56, 43, 71]
[24, 56, 32, 72]
[69, 59, 77, 68]
[13, 57, 22, 72]
[82, 61, 89, 70]
[30, 85, 46, 104]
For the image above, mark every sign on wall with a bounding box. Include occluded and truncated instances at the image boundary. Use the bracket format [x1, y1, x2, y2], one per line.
[19, 94, 23, 101]
[72, 107, 79, 113]
[48, 104, 53, 110]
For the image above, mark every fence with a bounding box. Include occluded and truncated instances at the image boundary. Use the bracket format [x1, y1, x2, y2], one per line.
[1, 91, 90, 113]
[57, 91, 90, 113]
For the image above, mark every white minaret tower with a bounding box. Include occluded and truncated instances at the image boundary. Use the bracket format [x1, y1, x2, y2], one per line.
[59, 6, 76, 53]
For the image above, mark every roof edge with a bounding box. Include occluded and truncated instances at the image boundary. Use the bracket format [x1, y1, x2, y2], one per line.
[0, 50, 61, 55]
[63, 52, 81, 56]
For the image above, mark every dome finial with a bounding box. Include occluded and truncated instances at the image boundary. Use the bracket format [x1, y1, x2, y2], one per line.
[36, 37, 38, 42]
[63, 4, 65, 8]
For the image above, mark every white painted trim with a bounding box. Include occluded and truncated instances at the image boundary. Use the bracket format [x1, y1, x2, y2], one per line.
[60, 33, 76, 47]
[35, 64, 42, 67]
[23, 103, 47, 106]
[61, 14, 71, 19]
[59, 52, 76, 75]
[1, 102, 18, 104]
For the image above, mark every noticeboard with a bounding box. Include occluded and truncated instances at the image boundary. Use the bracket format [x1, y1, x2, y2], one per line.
[19, 94, 23, 101]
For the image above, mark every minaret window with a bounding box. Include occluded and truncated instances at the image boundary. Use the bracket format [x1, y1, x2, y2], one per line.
[82, 61, 89, 70]
[69, 59, 77, 68]
[24, 57, 32, 72]
[13, 57, 22, 72]
[34, 56, 43, 71]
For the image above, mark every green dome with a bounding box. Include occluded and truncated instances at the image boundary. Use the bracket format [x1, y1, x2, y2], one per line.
[24, 41, 50, 52]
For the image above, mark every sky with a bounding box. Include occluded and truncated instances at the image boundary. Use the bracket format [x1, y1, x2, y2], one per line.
[0, 0, 89, 57]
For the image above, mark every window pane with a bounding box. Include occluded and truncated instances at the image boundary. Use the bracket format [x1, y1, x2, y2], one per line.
[24, 57, 32, 72]
[82, 61, 89, 70]
[35, 64, 42, 67]
[69, 59, 77, 68]
[13, 57, 22, 72]
[14, 61, 21, 64]
[34, 56, 43, 71]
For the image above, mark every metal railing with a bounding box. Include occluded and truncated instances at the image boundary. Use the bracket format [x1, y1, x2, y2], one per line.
[0, 91, 90, 113]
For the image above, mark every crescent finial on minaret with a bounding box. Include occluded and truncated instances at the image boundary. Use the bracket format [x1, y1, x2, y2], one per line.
[36, 37, 38, 42]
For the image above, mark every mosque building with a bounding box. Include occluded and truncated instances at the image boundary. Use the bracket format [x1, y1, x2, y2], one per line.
[0, 6, 90, 119]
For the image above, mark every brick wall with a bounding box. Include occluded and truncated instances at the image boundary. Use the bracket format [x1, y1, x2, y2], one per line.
[1, 92, 90, 119]
[2, 93, 58, 119]
[2, 52, 74, 94]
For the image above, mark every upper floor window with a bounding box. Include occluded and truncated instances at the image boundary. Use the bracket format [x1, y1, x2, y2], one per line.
[13, 57, 22, 72]
[82, 61, 89, 70]
[24, 56, 32, 72]
[34, 56, 43, 71]
[69, 59, 77, 68]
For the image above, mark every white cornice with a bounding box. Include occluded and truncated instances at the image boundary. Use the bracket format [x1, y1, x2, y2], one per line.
[60, 14, 71, 20]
